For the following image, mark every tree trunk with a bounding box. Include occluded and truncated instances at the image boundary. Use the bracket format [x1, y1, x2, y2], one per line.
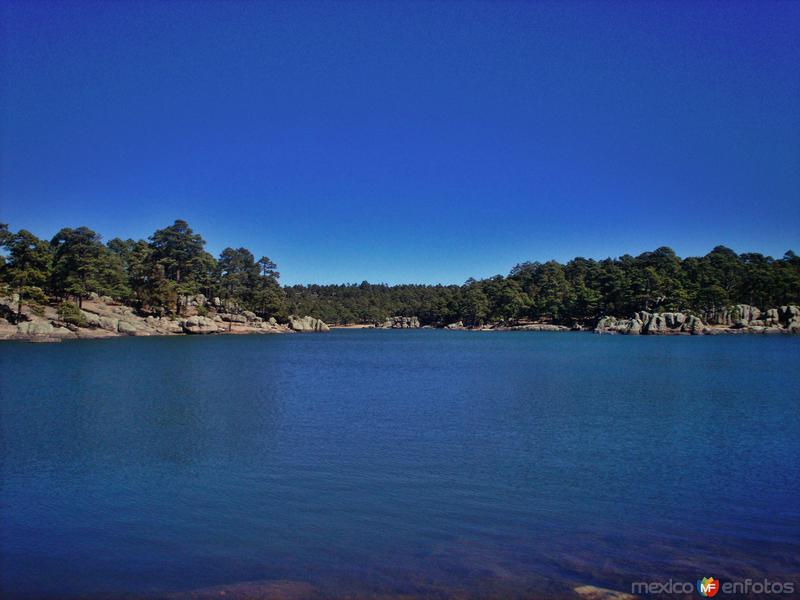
[175, 266, 182, 315]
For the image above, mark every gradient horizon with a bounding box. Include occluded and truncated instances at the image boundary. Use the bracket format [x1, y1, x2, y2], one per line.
[1, 1, 798, 285]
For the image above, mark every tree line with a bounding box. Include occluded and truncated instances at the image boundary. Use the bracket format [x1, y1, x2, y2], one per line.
[289, 246, 800, 325]
[2, 221, 798, 326]
[0, 220, 283, 320]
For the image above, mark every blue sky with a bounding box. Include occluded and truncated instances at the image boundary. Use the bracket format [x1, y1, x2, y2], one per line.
[1, 1, 798, 285]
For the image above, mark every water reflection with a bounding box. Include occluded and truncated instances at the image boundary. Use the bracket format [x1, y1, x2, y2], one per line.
[1, 332, 799, 599]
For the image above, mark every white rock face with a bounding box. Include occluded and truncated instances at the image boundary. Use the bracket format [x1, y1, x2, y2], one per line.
[17, 321, 54, 335]
[596, 312, 706, 335]
[117, 321, 139, 335]
[99, 316, 119, 332]
[81, 311, 102, 327]
[0, 294, 294, 342]
[219, 313, 247, 323]
[596, 305, 800, 335]
[381, 316, 420, 328]
[287, 315, 330, 332]
[181, 315, 220, 334]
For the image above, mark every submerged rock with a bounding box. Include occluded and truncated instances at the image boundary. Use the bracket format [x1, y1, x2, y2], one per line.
[165, 579, 318, 600]
[574, 585, 636, 600]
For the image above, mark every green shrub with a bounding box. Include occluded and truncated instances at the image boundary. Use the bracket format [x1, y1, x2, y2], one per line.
[29, 303, 46, 318]
[58, 301, 88, 327]
[196, 305, 208, 316]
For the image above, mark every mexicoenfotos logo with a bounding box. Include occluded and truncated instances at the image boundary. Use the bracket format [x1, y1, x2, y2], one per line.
[631, 577, 795, 596]
[697, 577, 720, 597]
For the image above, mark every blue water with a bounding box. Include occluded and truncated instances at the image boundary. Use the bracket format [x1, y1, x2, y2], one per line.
[1, 331, 799, 599]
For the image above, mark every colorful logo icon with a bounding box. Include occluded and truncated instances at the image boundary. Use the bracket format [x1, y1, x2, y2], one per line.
[697, 577, 720, 597]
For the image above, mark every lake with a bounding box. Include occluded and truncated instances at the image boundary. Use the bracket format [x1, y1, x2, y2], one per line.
[1, 331, 799, 599]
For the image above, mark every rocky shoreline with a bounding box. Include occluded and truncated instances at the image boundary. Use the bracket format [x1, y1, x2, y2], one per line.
[594, 304, 800, 335]
[380, 315, 421, 329]
[3, 299, 798, 343]
[0, 294, 331, 343]
[363, 305, 800, 335]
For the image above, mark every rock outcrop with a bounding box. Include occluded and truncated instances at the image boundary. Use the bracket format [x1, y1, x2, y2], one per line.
[178, 294, 207, 309]
[16, 321, 73, 338]
[4, 292, 797, 342]
[380, 316, 420, 328]
[182, 315, 220, 334]
[0, 294, 293, 342]
[709, 304, 760, 327]
[705, 304, 800, 331]
[460, 320, 572, 332]
[596, 312, 706, 335]
[116, 320, 140, 335]
[596, 305, 799, 335]
[287, 315, 330, 333]
[506, 323, 571, 332]
[219, 313, 247, 324]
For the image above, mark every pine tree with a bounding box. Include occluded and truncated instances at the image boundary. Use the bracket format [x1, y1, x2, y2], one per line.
[1, 228, 52, 319]
[149, 220, 209, 314]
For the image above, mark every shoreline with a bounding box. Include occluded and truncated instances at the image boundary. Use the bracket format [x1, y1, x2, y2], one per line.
[7, 324, 798, 344]
[2, 295, 798, 343]
[0, 296, 330, 343]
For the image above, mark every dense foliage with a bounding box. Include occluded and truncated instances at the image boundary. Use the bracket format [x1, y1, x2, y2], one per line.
[0, 221, 284, 320]
[2, 222, 798, 325]
[289, 246, 800, 325]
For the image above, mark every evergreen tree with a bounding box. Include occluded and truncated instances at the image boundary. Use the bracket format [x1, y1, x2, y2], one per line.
[461, 282, 490, 326]
[50, 226, 127, 306]
[149, 220, 209, 314]
[253, 256, 285, 318]
[2, 219, 799, 328]
[218, 247, 260, 309]
[1, 228, 52, 319]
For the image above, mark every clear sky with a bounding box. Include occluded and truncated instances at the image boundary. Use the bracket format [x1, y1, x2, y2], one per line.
[1, 1, 798, 285]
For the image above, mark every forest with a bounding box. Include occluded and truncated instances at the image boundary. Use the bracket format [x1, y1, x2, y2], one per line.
[2, 220, 799, 327]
